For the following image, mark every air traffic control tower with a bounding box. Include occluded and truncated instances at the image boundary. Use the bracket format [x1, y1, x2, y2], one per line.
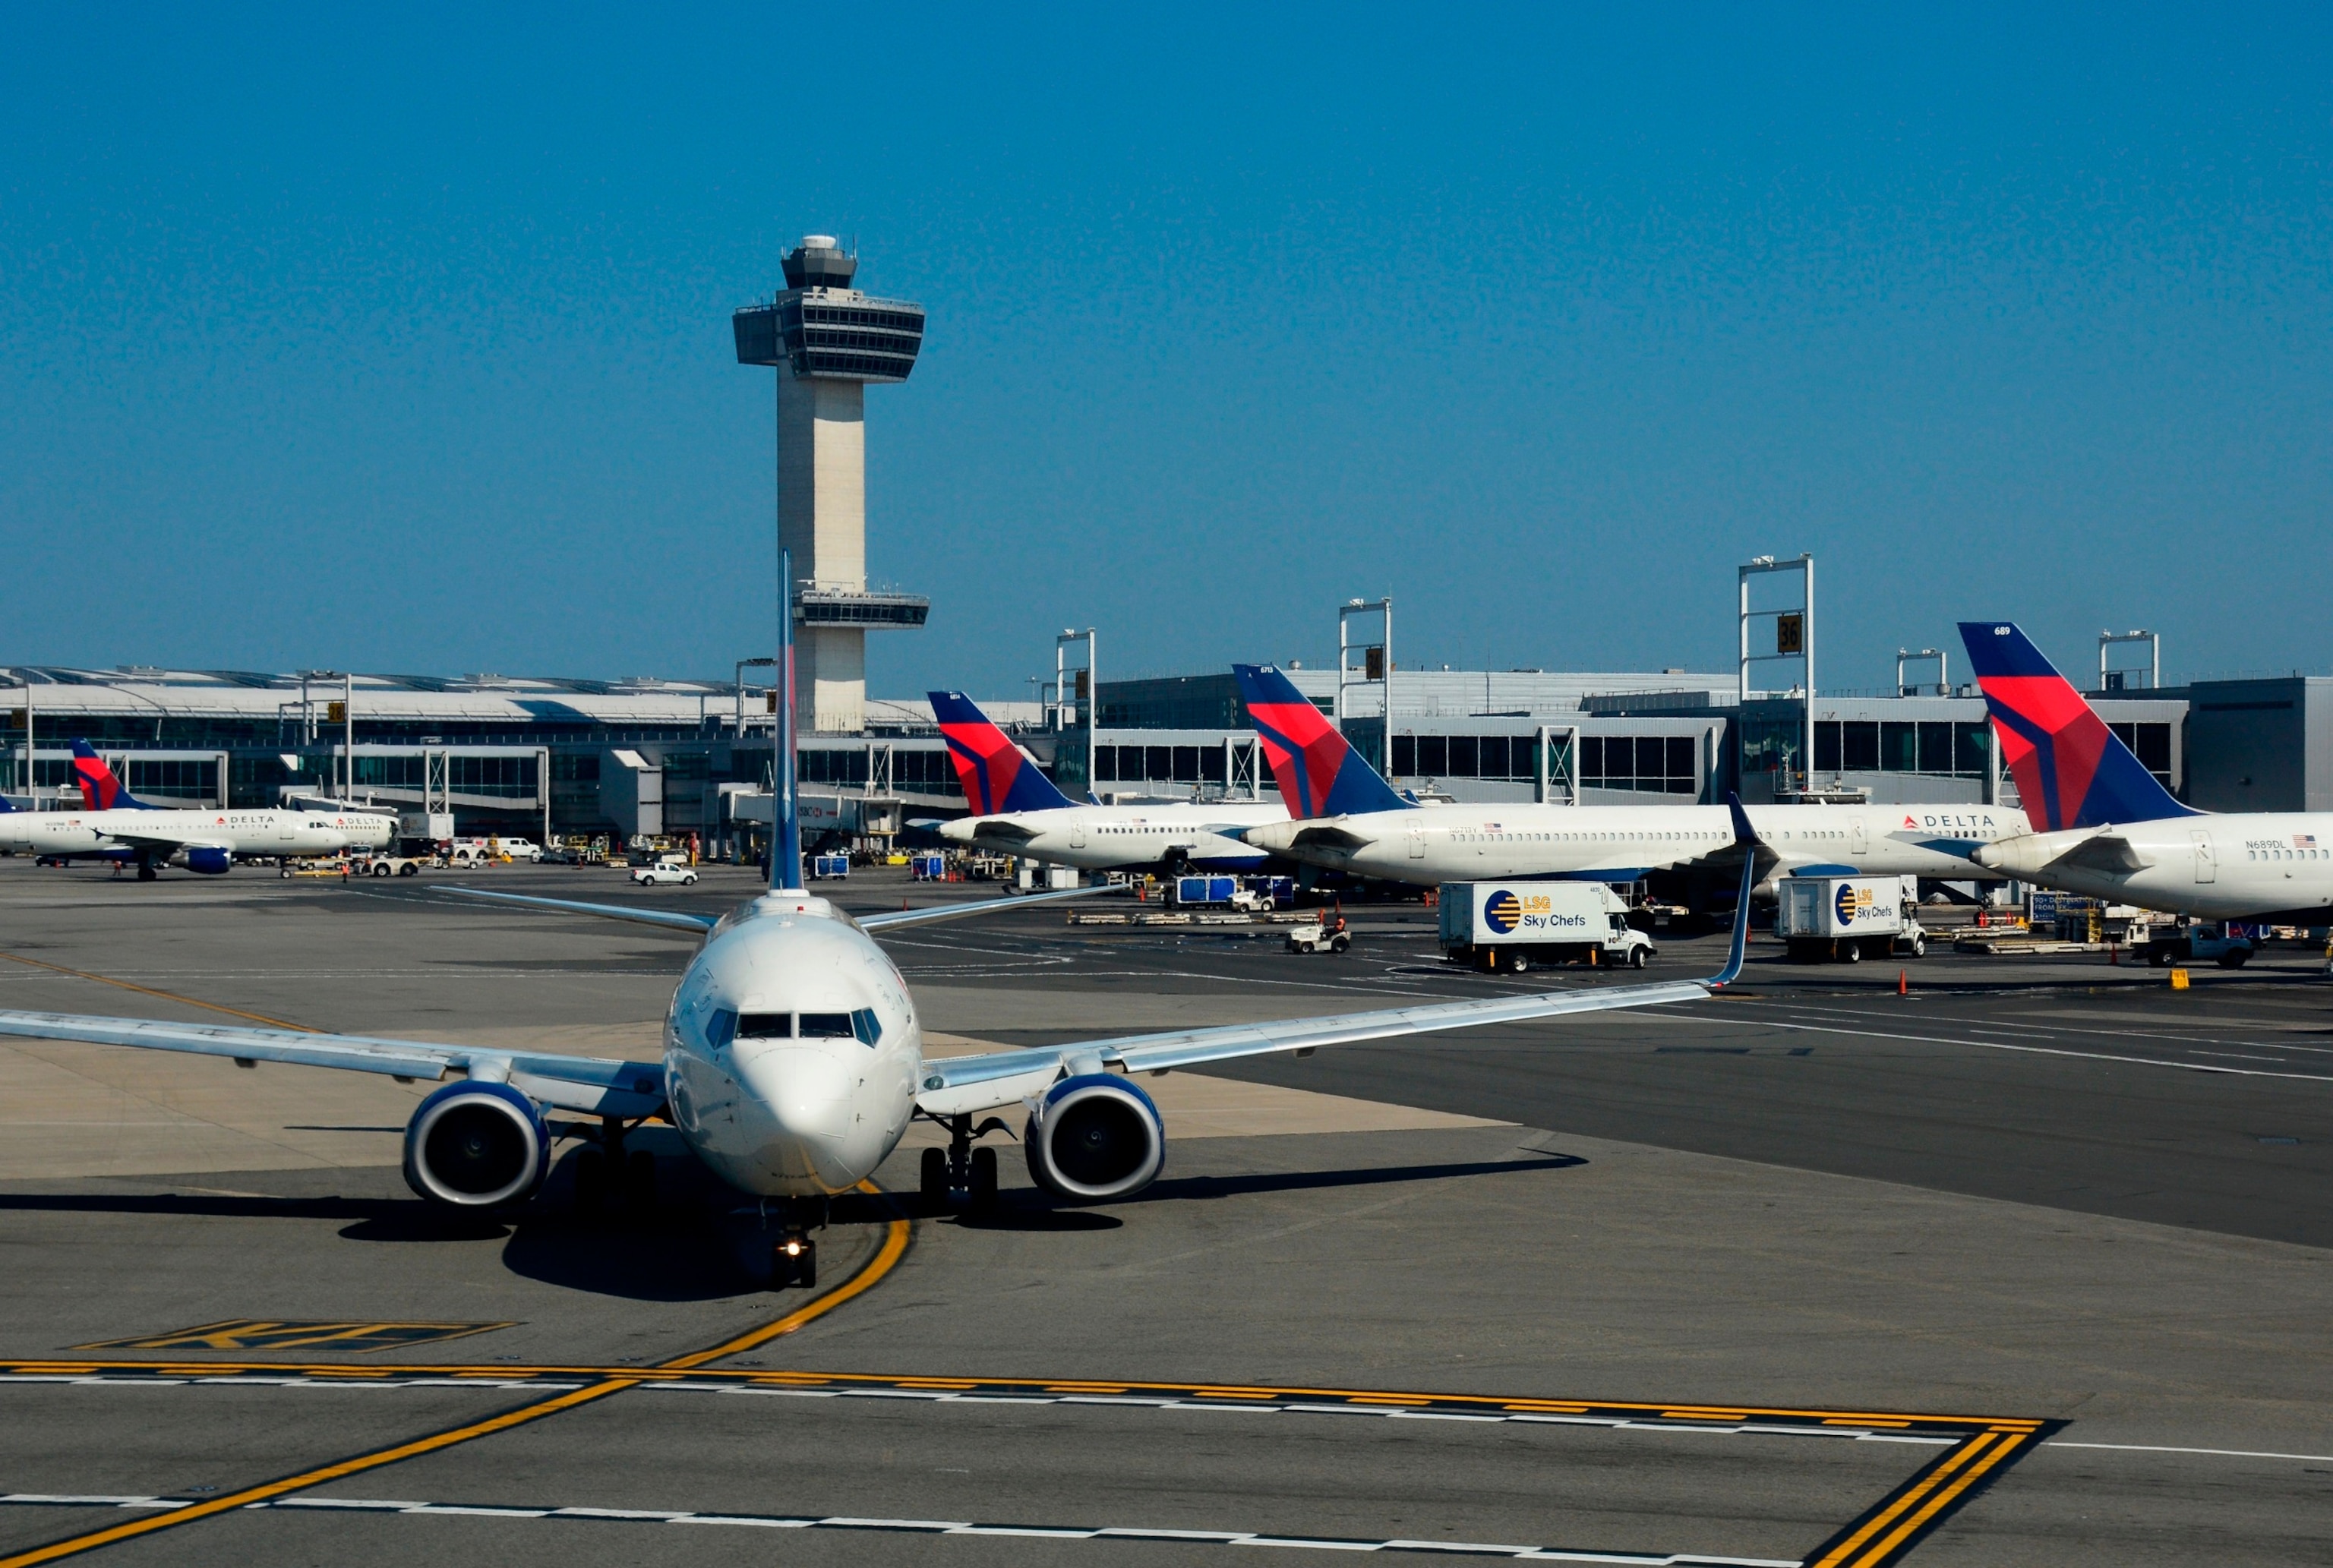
[734, 235, 928, 734]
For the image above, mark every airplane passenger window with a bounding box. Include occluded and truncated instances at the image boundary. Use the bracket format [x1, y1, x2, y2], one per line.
[798, 1013, 855, 1039]
[737, 1013, 791, 1039]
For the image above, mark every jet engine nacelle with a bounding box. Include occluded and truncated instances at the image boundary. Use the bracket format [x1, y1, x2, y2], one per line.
[1024, 1074, 1166, 1202]
[402, 1081, 551, 1207]
[184, 847, 232, 875]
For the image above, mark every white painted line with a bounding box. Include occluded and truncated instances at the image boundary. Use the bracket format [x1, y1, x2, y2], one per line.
[0, 1491, 1817, 1563]
[2050, 1440, 2333, 1463]
[1720, 1008, 2333, 1082]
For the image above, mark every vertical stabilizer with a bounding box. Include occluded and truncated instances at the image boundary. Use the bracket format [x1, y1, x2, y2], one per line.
[775, 550, 805, 891]
[1230, 664, 1412, 819]
[930, 692, 1077, 814]
[1957, 622, 2193, 829]
[71, 741, 153, 810]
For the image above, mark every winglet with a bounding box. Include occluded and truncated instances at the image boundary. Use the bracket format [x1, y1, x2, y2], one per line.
[1708, 846, 1755, 990]
[1708, 791, 1757, 989]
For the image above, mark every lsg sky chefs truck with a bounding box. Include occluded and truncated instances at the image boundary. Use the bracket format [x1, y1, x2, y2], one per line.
[1440, 882, 1656, 973]
[1776, 874, 1927, 963]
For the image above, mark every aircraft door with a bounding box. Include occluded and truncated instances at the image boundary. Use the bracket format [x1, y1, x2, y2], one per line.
[1849, 816, 1867, 856]
[2192, 828, 2215, 883]
[1069, 820, 1086, 849]
[1407, 830, 1425, 860]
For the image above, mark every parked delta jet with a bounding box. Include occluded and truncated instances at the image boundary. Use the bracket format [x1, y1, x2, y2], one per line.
[0, 741, 394, 878]
[1960, 621, 2333, 923]
[928, 692, 1287, 872]
[0, 560, 1753, 1288]
[1231, 664, 2028, 891]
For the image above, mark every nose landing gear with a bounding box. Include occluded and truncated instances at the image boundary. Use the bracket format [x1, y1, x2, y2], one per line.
[768, 1194, 829, 1289]
[920, 1115, 1008, 1213]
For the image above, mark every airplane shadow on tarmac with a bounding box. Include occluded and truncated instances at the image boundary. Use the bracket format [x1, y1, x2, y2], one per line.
[0, 1152, 1586, 1298]
[942, 1153, 1588, 1232]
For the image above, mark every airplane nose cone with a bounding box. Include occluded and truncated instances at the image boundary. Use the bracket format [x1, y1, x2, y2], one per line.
[736, 1046, 852, 1144]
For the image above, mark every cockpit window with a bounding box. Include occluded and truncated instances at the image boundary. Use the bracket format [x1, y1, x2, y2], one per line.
[737, 1013, 791, 1040]
[797, 1012, 855, 1040]
[704, 1009, 737, 1050]
[851, 1008, 882, 1046]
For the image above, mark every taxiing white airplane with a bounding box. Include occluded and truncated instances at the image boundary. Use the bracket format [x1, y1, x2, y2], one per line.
[928, 692, 1286, 872]
[0, 742, 393, 878]
[1960, 621, 2333, 923]
[0, 565, 1753, 1288]
[1230, 665, 2027, 891]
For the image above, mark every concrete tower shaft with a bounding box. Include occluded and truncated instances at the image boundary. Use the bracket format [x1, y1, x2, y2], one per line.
[734, 235, 928, 735]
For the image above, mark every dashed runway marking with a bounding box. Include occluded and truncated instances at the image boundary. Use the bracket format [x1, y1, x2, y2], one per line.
[0, 1493, 1804, 1565]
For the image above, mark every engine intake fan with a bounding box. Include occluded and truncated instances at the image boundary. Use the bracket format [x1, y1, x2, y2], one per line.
[402, 1081, 551, 1207]
[1024, 1074, 1165, 1202]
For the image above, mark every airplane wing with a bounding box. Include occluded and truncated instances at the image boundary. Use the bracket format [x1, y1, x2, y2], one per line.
[0, 1009, 665, 1117]
[859, 881, 1117, 930]
[440, 886, 721, 933]
[916, 845, 1754, 1117]
[94, 831, 232, 854]
[440, 879, 1117, 936]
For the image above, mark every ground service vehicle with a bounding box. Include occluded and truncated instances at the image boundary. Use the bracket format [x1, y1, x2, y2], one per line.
[352, 854, 431, 878]
[631, 860, 699, 887]
[2140, 920, 2256, 967]
[1776, 875, 1925, 962]
[1286, 915, 1351, 954]
[1439, 882, 1655, 972]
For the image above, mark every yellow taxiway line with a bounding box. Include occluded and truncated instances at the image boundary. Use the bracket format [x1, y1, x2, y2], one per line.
[0, 1187, 912, 1566]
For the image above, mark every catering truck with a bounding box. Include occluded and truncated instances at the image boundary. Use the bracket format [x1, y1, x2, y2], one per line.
[1438, 882, 1656, 973]
[1775, 874, 1926, 963]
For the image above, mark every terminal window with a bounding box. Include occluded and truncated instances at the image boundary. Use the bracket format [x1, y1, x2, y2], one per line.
[1813, 721, 1989, 778]
[2107, 722, 2174, 788]
[122, 759, 217, 800]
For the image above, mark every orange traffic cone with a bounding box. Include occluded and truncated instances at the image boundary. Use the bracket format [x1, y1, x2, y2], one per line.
[1897, 969, 1907, 997]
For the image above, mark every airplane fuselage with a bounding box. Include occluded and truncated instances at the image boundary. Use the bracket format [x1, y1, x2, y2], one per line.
[1978, 813, 2333, 922]
[1248, 801, 2031, 886]
[0, 806, 396, 862]
[941, 802, 1290, 873]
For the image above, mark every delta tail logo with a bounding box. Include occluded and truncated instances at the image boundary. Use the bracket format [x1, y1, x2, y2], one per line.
[70, 741, 153, 811]
[928, 693, 1075, 816]
[1230, 665, 1409, 819]
[1956, 623, 2191, 831]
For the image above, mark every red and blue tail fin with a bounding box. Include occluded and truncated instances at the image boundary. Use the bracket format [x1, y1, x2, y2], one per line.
[1957, 623, 2192, 830]
[930, 693, 1077, 815]
[1232, 664, 1412, 819]
[71, 741, 153, 810]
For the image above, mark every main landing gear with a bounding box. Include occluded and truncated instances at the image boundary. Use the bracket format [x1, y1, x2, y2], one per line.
[920, 1114, 1007, 1213]
[571, 1115, 656, 1214]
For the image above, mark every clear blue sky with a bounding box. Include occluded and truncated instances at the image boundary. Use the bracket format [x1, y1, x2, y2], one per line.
[3, 6, 2327, 697]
